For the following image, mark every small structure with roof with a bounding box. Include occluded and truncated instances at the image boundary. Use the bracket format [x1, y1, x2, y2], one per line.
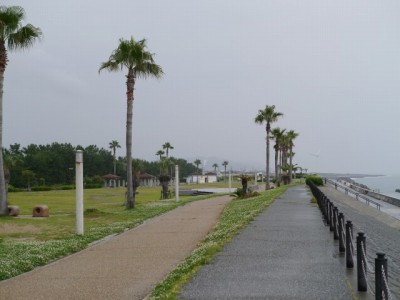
[139, 173, 160, 187]
[102, 174, 120, 188]
[186, 172, 218, 184]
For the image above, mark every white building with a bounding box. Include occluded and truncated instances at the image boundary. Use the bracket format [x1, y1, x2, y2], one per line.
[186, 172, 218, 184]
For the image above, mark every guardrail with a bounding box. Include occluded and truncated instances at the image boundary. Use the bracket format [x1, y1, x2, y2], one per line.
[325, 178, 381, 211]
[308, 182, 392, 300]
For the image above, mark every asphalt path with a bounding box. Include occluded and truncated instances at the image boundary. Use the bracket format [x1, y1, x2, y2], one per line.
[180, 185, 353, 299]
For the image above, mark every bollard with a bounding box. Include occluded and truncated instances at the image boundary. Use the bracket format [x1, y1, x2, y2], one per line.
[357, 232, 367, 292]
[329, 203, 334, 232]
[375, 253, 388, 300]
[346, 221, 354, 268]
[333, 207, 339, 240]
[325, 199, 329, 224]
[338, 213, 345, 252]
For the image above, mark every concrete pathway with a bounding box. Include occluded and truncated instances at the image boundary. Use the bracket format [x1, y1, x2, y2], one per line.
[0, 196, 232, 300]
[180, 186, 354, 299]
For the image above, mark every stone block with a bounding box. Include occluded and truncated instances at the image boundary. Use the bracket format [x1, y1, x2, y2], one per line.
[8, 205, 20, 216]
[33, 205, 49, 217]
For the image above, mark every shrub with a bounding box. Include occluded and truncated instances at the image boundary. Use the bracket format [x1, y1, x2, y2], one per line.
[31, 186, 52, 192]
[305, 174, 324, 186]
[7, 185, 24, 193]
[61, 185, 75, 190]
[85, 184, 103, 189]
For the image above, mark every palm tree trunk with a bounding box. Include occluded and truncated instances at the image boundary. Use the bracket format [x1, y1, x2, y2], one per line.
[274, 145, 279, 187]
[126, 69, 135, 209]
[113, 148, 116, 175]
[289, 146, 293, 183]
[265, 123, 271, 190]
[0, 72, 7, 215]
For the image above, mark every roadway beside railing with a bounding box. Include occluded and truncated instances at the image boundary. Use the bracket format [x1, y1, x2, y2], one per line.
[325, 178, 381, 211]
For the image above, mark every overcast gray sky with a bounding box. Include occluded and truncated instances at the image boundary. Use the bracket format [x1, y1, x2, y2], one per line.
[2, 0, 400, 174]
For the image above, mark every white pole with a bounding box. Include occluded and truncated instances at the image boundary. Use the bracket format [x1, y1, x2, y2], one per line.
[228, 170, 232, 192]
[76, 150, 84, 235]
[175, 165, 179, 202]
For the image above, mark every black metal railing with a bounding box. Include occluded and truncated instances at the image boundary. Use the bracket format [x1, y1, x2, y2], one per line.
[308, 182, 392, 300]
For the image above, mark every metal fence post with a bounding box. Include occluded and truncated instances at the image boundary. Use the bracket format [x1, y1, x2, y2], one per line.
[375, 252, 388, 300]
[329, 203, 334, 232]
[333, 207, 339, 240]
[357, 232, 367, 292]
[346, 221, 354, 268]
[338, 213, 345, 252]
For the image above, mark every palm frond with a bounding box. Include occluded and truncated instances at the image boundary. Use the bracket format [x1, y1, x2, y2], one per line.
[8, 24, 42, 50]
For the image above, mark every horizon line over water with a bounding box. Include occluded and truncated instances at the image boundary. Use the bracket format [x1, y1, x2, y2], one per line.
[351, 174, 400, 200]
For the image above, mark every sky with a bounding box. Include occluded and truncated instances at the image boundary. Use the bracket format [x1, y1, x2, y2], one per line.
[2, 0, 400, 175]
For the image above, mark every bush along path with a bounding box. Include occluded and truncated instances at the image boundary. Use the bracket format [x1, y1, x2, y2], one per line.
[149, 185, 289, 299]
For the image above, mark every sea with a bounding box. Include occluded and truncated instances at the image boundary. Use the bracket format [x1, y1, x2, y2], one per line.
[351, 174, 400, 200]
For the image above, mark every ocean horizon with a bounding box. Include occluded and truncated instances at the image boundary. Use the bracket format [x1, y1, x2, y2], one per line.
[351, 174, 400, 200]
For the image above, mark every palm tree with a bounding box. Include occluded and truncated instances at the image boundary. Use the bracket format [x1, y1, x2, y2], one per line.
[212, 163, 218, 174]
[0, 6, 42, 215]
[162, 142, 174, 158]
[255, 105, 283, 190]
[222, 160, 229, 183]
[194, 159, 201, 184]
[286, 130, 299, 183]
[155, 150, 164, 160]
[99, 37, 163, 209]
[270, 127, 285, 187]
[109, 140, 121, 176]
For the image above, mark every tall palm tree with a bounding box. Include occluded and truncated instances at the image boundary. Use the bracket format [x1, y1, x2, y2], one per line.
[109, 140, 121, 176]
[270, 127, 285, 187]
[255, 105, 283, 190]
[0, 6, 42, 215]
[99, 37, 163, 209]
[162, 142, 174, 158]
[194, 159, 201, 184]
[286, 130, 299, 183]
[222, 160, 229, 183]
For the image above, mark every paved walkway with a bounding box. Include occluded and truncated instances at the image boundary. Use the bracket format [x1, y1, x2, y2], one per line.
[180, 186, 354, 299]
[0, 196, 232, 300]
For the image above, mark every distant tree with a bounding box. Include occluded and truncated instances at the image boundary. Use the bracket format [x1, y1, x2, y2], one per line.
[222, 160, 229, 182]
[99, 37, 163, 209]
[270, 127, 286, 187]
[286, 130, 299, 183]
[255, 105, 283, 190]
[155, 150, 164, 160]
[109, 140, 121, 175]
[159, 157, 171, 199]
[212, 163, 218, 174]
[162, 142, 174, 158]
[21, 169, 35, 190]
[194, 159, 201, 184]
[0, 6, 42, 215]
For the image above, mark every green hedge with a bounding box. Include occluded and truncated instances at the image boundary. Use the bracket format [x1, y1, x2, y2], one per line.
[305, 175, 324, 186]
[31, 186, 53, 192]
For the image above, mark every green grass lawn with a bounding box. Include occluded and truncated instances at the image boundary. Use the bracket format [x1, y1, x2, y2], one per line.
[0, 182, 241, 280]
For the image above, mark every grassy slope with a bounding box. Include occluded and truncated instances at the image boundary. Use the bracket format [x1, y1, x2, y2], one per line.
[0, 183, 239, 280]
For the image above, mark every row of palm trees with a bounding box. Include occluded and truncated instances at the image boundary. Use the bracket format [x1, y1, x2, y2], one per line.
[255, 105, 299, 190]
